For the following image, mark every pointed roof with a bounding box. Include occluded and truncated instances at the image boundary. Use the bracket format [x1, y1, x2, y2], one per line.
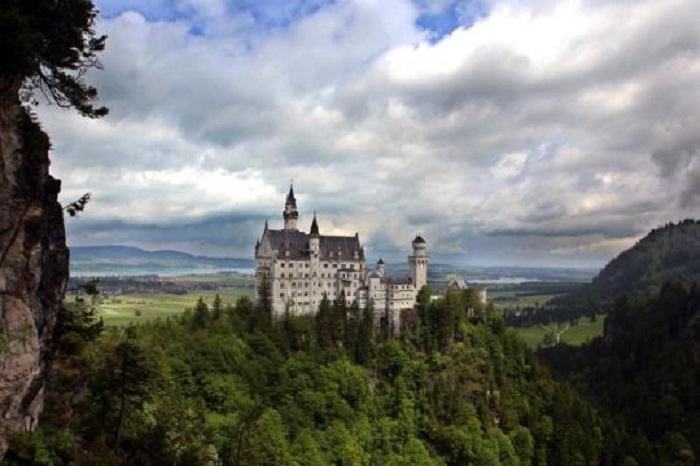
[286, 182, 296, 207]
[413, 235, 426, 244]
[310, 211, 319, 236]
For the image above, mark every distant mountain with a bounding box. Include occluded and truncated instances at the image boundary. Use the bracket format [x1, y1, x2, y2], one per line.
[70, 245, 255, 276]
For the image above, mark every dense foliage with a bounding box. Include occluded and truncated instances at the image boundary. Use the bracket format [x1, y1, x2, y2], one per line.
[541, 281, 700, 465]
[0, 0, 107, 117]
[6, 289, 614, 465]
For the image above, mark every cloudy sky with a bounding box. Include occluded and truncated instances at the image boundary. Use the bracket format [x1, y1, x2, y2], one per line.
[39, 0, 700, 268]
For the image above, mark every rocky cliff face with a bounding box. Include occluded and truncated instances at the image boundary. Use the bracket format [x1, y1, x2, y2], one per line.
[0, 82, 69, 458]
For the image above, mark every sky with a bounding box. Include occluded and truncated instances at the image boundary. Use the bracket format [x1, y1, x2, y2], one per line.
[37, 0, 700, 268]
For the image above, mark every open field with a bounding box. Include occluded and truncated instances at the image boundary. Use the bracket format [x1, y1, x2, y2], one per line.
[486, 281, 584, 310]
[69, 288, 254, 327]
[510, 315, 606, 348]
[162, 272, 255, 287]
[489, 290, 562, 309]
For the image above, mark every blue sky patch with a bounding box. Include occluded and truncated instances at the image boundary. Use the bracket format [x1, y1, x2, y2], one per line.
[96, 0, 336, 33]
[416, 0, 489, 42]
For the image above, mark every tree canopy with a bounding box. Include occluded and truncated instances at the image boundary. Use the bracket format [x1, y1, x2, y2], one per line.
[0, 0, 107, 117]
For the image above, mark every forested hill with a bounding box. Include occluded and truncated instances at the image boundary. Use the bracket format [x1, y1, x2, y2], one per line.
[7, 289, 620, 464]
[591, 219, 700, 300]
[553, 220, 700, 311]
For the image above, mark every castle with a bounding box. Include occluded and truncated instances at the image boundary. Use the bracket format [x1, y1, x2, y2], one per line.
[254, 185, 428, 325]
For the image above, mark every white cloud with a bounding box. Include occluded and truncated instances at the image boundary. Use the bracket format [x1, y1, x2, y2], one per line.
[38, 0, 700, 266]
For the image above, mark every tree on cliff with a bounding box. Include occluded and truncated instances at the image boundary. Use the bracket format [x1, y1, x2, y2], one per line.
[0, 0, 108, 117]
[0, 0, 107, 459]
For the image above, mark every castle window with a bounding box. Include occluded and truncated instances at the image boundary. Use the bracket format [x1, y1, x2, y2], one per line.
[280, 263, 285, 268]
[324, 264, 328, 268]
[332, 264, 337, 268]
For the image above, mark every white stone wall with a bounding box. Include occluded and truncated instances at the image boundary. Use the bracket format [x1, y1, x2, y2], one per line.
[257, 254, 366, 316]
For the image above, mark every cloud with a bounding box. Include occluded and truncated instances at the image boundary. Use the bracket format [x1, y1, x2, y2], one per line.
[37, 0, 700, 267]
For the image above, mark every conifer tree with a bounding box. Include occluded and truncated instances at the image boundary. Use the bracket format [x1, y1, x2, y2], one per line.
[212, 293, 223, 320]
[193, 296, 210, 329]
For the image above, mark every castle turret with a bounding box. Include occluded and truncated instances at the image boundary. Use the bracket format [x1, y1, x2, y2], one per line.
[376, 258, 385, 277]
[283, 183, 298, 230]
[309, 212, 320, 255]
[409, 235, 428, 293]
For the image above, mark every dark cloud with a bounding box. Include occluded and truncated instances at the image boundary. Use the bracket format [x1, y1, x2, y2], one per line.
[486, 225, 640, 239]
[67, 212, 268, 255]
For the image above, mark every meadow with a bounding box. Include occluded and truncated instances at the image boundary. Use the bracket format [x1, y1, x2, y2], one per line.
[511, 315, 606, 348]
[76, 288, 254, 327]
[488, 290, 562, 309]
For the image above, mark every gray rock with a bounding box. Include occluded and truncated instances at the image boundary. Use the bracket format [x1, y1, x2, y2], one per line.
[0, 81, 69, 459]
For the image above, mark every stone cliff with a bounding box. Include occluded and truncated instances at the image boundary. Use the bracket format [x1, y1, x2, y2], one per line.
[0, 82, 69, 458]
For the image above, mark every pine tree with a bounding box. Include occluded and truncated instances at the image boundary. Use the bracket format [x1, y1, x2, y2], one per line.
[192, 296, 210, 329]
[212, 294, 223, 320]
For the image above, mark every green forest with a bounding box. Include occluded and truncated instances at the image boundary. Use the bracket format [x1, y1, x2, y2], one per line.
[6, 280, 699, 465]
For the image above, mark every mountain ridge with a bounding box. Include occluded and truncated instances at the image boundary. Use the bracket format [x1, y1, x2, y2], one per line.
[69, 245, 256, 273]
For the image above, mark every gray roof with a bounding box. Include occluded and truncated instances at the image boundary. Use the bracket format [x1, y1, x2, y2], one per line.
[263, 229, 364, 260]
[384, 276, 413, 285]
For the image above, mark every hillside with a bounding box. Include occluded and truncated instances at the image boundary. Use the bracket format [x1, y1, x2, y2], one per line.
[6, 289, 616, 465]
[551, 220, 700, 311]
[591, 219, 700, 299]
[70, 245, 255, 275]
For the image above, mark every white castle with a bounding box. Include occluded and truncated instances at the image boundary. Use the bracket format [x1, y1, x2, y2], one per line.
[254, 185, 428, 325]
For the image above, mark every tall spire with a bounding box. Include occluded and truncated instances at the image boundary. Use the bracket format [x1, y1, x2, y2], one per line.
[283, 181, 299, 230]
[310, 211, 319, 236]
[286, 180, 296, 208]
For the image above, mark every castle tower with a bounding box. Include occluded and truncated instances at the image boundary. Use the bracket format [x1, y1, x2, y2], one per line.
[309, 212, 320, 254]
[409, 235, 428, 293]
[283, 183, 298, 230]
